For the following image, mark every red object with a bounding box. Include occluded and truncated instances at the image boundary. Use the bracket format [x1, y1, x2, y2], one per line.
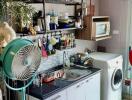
[41, 46, 48, 58]
[129, 50, 132, 65]
[43, 76, 54, 83]
[43, 78, 54, 83]
[125, 79, 131, 86]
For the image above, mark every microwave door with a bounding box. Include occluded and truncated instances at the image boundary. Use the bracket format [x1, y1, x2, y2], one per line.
[96, 23, 106, 37]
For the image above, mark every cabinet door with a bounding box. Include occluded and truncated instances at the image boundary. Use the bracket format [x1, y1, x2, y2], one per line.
[84, 73, 100, 100]
[67, 81, 85, 100]
[45, 90, 67, 100]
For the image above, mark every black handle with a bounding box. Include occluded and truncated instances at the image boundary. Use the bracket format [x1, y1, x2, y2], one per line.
[0, 61, 2, 67]
[129, 46, 131, 52]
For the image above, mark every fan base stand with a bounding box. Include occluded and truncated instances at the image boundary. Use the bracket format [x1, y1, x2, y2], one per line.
[21, 88, 26, 100]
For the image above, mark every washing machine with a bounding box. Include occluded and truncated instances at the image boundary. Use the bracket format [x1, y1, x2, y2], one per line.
[89, 52, 123, 100]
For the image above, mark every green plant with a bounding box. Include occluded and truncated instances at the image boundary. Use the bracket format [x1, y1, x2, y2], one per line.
[7, 1, 36, 31]
[0, 0, 7, 22]
[0, 35, 4, 42]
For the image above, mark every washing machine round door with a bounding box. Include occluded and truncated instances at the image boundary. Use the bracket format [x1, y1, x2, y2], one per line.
[111, 68, 123, 90]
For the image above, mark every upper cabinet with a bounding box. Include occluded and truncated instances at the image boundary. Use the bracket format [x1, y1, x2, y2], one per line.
[75, 15, 111, 41]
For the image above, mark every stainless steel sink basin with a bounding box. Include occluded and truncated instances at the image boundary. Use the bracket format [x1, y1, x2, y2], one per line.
[61, 69, 92, 81]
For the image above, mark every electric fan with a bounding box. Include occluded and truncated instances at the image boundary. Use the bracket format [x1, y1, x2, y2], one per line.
[0, 38, 41, 100]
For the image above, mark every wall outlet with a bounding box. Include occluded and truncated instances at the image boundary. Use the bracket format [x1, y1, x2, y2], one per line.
[112, 30, 120, 35]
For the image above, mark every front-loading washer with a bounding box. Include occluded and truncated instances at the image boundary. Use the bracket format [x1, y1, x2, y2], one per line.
[89, 52, 123, 100]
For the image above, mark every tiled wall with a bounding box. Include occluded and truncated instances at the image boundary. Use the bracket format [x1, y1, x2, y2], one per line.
[39, 39, 97, 72]
[38, 49, 75, 72]
[21, 35, 97, 72]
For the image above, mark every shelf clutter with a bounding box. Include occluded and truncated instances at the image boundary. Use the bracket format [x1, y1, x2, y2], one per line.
[15, 0, 83, 37]
[38, 32, 76, 57]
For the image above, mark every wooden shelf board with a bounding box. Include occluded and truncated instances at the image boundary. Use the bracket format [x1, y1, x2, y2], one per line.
[16, 27, 80, 37]
[25, 1, 81, 5]
[46, 27, 81, 32]
[93, 35, 112, 41]
[16, 32, 44, 37]
[65, 2, 81, 5]
[25, 1, 43, 4]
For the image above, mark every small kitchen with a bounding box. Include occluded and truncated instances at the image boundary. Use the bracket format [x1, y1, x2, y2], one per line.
[0, 0, 129, 100]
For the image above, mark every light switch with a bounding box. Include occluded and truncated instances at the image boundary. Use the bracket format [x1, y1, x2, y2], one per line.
[112, 30, 120, 35]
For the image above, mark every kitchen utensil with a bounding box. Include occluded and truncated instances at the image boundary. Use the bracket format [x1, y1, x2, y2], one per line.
[43, 72, 55, 83]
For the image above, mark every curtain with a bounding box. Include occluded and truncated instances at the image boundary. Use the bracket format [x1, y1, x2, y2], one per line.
[123, 0, 132, 97]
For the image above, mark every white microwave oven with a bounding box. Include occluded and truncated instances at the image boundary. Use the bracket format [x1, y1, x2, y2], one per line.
[75, 16, 110, 40]
[91, 16, 110, 38]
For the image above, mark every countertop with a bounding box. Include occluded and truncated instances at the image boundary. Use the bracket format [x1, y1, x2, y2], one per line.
[27, 66, 101, 100]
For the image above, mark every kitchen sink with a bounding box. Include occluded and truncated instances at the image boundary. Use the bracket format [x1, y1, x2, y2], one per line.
[60, 68, 92, 81]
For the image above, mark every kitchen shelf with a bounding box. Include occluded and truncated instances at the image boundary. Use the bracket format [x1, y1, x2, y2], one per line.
[46, 27, 81, 32]
[25, 1, 43, 3]
[17, 32, 44, 37]
[65, 2, 81, 5]
[56, 46, 76, 51]
[93, 35, 112, 41]
[25, 1, 81, 5]
[17, 27, 80, 37]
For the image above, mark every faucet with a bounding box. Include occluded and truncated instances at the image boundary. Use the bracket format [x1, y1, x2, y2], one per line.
[63, 51, 70, 69]
[63, 51, 66, 67]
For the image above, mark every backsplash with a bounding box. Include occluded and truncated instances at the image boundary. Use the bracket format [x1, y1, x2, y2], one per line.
[38, 48, 77, 73]
[38, 40, 97, 73]
[20, 35, 97, 73]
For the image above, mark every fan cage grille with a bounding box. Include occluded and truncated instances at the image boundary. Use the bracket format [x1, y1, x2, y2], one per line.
[11, 45, 41, 81]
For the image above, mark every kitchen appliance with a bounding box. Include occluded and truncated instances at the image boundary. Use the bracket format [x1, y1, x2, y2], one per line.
[0, 38, 41, 100]
[76, 16, 110, 40]
[90, 52, 123, 100]
[91, 16, 110, 38]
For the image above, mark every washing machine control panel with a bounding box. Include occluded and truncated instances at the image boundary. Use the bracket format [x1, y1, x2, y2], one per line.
[108, 55, 123, 69]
